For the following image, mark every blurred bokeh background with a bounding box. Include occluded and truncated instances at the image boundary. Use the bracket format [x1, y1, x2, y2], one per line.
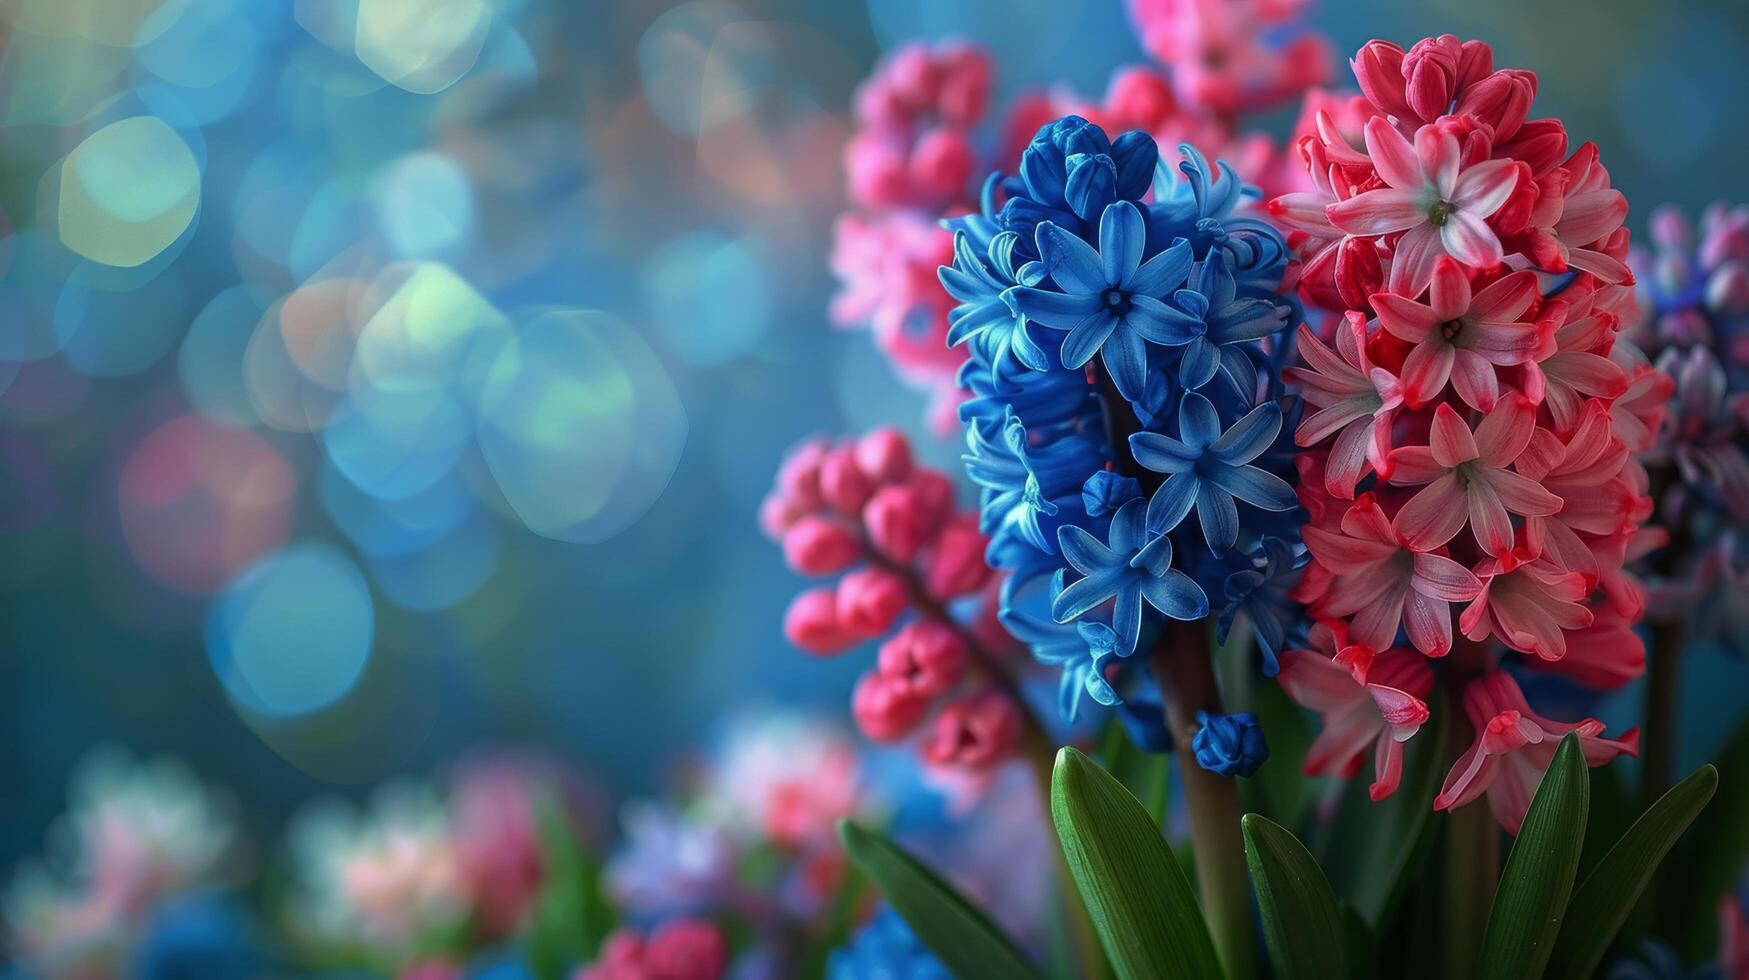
[4, 0, 1748, 872]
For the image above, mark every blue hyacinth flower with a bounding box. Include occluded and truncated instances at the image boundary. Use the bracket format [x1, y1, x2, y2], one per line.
[1004, 201, 1200, 400]
[1216, 535, 1308, 676]
[1130, 392, 1297, 555]
[1164, 250, 1289, 392]
[1052, 497, 1209, 655]
[941, 230, 1049, 381]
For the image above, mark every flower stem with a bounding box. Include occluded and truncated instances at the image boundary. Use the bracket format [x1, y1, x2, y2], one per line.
[1641, 618, 1686, 806]
[1151, 620, 1258, 980]
[1439, 643, 1497, 979]
[1443, 793, 1498, 980]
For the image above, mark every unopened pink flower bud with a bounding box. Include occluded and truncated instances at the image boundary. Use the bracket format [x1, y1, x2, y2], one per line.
[1104, 66, 1176, 132]
[846, 133, 908, 209]
[1334, 237, 1382, 311]
[925, 516, 991, 599]
[905, 469, 955, 530]
[855, 427, 914, 484]
[853, 670, 930, 741]
[785, 587, 857, 655]
[1707, 263, 1749, 315]
[776, 438, 829, 511]
[935, 44, 990, 126]
[836, 567, 909, 636]
[909, 127, 974, 204]
[1402, 34, 1462, 121]
[1351, 40, 1411, 119]
[921, 690, 1022, 770]
[818, 445, 873, 514]
[758, 492, 804, 540]
[876, 621, 967, 698]
[863, 485, 929, 563]
[782, 514, 861, 576]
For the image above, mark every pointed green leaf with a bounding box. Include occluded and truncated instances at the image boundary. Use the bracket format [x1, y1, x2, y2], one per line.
[1479, 732, 1589, 979]
[1051, 747, 1222, 980]
[1242, 814, 1346, 979]
[1546, 764, 1718, 980]
[836, 820, 1042, 980]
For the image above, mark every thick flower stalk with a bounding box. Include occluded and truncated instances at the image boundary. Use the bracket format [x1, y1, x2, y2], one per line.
[1272, 35, 1646, 834]
[941, 113, 1301, 977]
[1624, 202, 1749, 795]
[761, 428, 1036, 774]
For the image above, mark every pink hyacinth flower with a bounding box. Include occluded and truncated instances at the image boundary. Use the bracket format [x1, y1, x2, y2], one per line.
[1370, 258, 1544, 410]
[1277, 626, 1434, 800]
[1286, 313, 1403, 498]
[1300, 492, 1483, 657]
[1459, 556, 1593, 660]
[1388, 398, 1563, 557]
[1435, 671, 1637, 833]
[1325, 118, 1520, 296]
[1514, 400, 1637, 583]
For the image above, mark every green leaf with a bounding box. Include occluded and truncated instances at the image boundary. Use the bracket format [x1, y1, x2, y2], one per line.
[1242, 814, 1346, 980]
[1051, 747, 1222, 980]
[1546, 764, 1718, 980]
[524, 793, 612, 980]
[1318, 699, 1449, 927]
[836, 820, 1042, 980]
[1479, 732, 1589, 980]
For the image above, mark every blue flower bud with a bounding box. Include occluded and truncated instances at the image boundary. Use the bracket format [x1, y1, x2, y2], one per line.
[1191, 710, 1268, 777]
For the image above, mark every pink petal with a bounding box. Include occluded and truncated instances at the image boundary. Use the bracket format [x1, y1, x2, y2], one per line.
[1276, 648, 1364, 713]
[1473, 396, 1536, 466]
[1365, 116, 1424, 192]
[1434, 740, 1499, 812]
[1386, 445, 1445, 485]
[1269, 192, 1342, 235]
[1372, 292, 1440, 343]
[1449, 350, 1501, 411]
[1416, 125, 1461, 199]
[1323, 419, 1372, 498]
[1413, 552, 1484, 600]
[1467, 480, 1515, 557]
[1440, 209, 1506, 268]
[1303, 522, 1396, 570]
[1387, 223, 1445, 296]
[1450, 159, 1519, 216]
[1327, 189, 1428, 236]
[1400, 340, 1456, 405]
[1430, 403, 1480, 467]
[1488, 469, 1565, 518]
[1348, 580, 1411, 661]
[1402, 590, 1454, 656]
[1370, 735, 1406, 800]
[1427, 256, 1473, 321]
[1467, 270, 1540, 323]
[1553, 189, 1627, 246]
[1394, 474, 1469, 550]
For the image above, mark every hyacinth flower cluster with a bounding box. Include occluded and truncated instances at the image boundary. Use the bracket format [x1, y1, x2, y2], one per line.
[761, 428, 1041, 774]
[1627, 203, 1749, 647]
[1269, 34, 1650, 832]
[942, 114, 1302, 744]
[831, 43, 998, 429]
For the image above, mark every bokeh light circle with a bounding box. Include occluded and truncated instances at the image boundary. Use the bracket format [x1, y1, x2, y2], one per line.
[119, 415, 298, 595]
[180, 286, 268, 426]
[645, 231, 770, 367]
[477, 310, 688, 543]
[205, 543, 374, 717]
[376, 152, 475, 260]
[59, 116, 201, 268]
[354, 0, 491, 94]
